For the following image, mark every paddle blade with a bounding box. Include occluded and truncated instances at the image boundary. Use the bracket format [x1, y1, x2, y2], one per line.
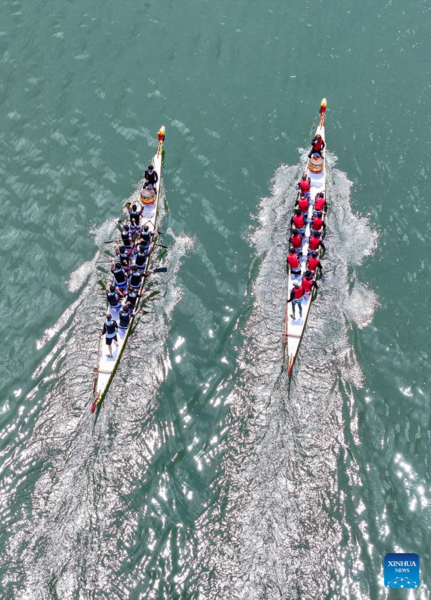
[97, 279, 106, 291]
[116, 225, 122, 233]
[104, 250, 115, 258]
[96, 266, 107, 274]
[153, 267, 167, 273]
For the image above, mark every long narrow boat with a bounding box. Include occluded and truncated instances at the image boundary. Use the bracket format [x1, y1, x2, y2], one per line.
[283, 100, 327, 375]
[91, 126, 166, 412]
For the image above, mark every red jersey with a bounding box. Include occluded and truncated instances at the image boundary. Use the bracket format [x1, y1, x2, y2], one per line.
[287, 254, 299, 269]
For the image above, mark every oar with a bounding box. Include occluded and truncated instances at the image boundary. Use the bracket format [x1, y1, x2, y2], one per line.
[155, 243, 169, 249]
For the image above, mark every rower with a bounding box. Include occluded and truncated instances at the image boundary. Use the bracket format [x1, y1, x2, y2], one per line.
[308, 231, 326, 255]
[128, 265, 143, 290]
[291, 208, 305, 235]
[308, 133, 325, 158]
[118, 304, 133, 329]
[296, 193, 309, 219]
[302, 270, 318, 297]
[287, 281, 304, 320]
[135, 244, 149, 270]
[310, 212, 326, 236]
[124, 287, 142, 312]
[116, 245, 132, 265]
[121, 224, 133, 250]
[143, 165, 158, 191]
[313, 192, 327, 215]
[101, 313, 119, 359]
[111, 261, 128, 294]
[286, 247, 301, 276]
[140, 224, 153, 248]
[106, 284, 121, 309]
[129, 203, 143, 238]
[290, 229, 303, 255]
[307, 251, 323, 276]
[298, 173, 311, 198]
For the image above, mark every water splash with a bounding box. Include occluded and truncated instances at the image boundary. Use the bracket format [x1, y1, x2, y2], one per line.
[190, 154, 379, 599]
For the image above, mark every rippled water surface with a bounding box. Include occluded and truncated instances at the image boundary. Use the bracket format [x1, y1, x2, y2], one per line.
[1, 0, 431, 598]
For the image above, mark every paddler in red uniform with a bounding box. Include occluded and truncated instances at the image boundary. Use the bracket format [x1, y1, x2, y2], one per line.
[291, 208, 305, 235]
[302, 270, 318, 297]
[298, 173, 311, 198]
[296, 193, 309, 219]
[313, 192, 327, 215]
[290, 229, 303, 255]
[310, 212, 326, 236]
[307, 251, 322, 276]
[287, 281, 304, 320]
[308, 133, 325, 158]
[286, 247, 301, 276]
[308, 231, 326, 255]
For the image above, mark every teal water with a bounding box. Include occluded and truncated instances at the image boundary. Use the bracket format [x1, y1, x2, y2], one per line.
[1, 0, 431, 598]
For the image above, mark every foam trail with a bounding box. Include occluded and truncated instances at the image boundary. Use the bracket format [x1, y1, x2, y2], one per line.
[1, 185, 193, 598]
[190, 155, 378, 599]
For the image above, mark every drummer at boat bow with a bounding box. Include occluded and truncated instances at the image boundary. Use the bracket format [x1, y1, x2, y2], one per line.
[143, 165, 158, 191]
[287, 247, 301, 276]
[101, 313, 119, 358]
[287, 281, 304, 319]
[308, 133, 325, 158]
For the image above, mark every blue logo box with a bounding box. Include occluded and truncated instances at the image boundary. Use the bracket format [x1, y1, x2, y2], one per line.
[384, 553, 420, 588]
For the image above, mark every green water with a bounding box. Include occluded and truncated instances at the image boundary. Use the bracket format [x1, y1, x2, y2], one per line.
[1, 0, 430, 598]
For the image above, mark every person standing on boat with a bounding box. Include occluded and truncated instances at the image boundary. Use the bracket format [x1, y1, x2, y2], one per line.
[106, 285, 121, 310]
[307, 251, 323, 276]
[290, 229, 303, 255]
[308, 133, 325, 158]
[313, 192, 327, 215]
[143, 165, 158, 191]
[291, 209, 305, 235]
[310, 212, 326, 236]
[287, 247, 302, 276]
[287, 281, 304, 320]
[129, 203, 144, 238]
[111, 261, 128, 294]
[302, 271, 318, 297]
[101, 313, 119, 359]
[298, 174, 311, 198]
